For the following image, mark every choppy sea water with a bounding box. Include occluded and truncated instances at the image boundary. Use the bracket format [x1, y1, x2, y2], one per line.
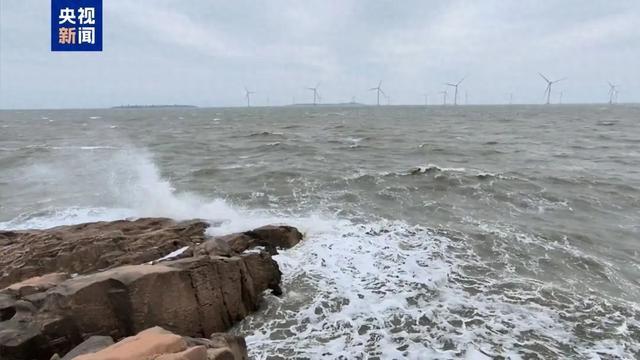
[0, 105, 639, 359]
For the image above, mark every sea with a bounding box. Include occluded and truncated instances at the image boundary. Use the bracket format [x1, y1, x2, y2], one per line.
[0, 105, 639, 359]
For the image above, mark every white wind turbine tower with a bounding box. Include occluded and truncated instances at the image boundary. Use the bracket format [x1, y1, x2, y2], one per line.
[608, 82, 618, 105]
[445, 77, 465, 105]
[369, 81, 386, 106]
[244, 86, 255, 107]
[306, 83, 321, 105]
[440, 90, 448, 105]
[539, 73, 566, 105]
[424, 94, 429, 106]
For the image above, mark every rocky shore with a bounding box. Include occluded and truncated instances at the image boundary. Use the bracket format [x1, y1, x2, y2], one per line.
[0, 218, 303, 359]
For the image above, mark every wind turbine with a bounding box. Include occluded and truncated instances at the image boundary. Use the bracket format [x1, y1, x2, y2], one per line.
[306, 83, 321, 105]
[424, 94, 429, 106]
[608, 82, 618, 105]
[539, 73, 566, 105]
[440, 90, 448, 105]
[369, 81, 386, 106]
[445, 77, 465, 105]
[244, 87, 255, 107]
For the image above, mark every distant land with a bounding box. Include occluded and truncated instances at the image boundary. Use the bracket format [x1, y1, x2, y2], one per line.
[287, 102, 367, 107]
[112, 105, 198, 109]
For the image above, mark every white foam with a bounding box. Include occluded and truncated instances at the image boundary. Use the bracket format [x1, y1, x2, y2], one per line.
[0, 207, 135, 230]
[234, 216, 640, 358]
[50, 146, 118, 151]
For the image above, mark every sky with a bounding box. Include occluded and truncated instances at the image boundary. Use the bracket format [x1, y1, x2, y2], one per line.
[1, 0, 639, 109]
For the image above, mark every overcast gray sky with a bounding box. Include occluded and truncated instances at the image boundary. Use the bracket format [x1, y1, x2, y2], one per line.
[1, 0, 639, 108]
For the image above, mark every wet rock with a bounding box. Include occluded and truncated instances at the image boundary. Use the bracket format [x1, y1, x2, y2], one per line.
[246, 225, 303, 249]
[206, 225, 303, 255]
[206, 333, 248, 360]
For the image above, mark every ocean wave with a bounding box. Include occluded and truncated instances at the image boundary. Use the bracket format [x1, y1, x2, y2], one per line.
[55, 146, 119, 150]
[247, 131, 286, 138]
[408, 164, 467, 174]
[340, 166, 516, 191]
[2, 148, 638, 359]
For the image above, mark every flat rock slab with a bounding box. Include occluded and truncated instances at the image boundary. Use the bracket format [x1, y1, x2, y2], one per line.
[0, 218, 209, 288]
[68, 326, 247, 360]
[0, 219, 303, 288]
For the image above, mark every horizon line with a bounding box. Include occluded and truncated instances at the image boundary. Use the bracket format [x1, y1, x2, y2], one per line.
[1, 102, 639, 111]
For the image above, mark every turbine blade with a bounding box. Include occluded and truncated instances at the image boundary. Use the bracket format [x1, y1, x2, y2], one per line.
[379, 88, 386, 96]
[457, 76, 466, 86]
[538, 73, 551, 83]
[553, 77, 567, 83]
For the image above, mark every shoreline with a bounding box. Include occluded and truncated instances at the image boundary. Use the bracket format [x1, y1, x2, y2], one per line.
[0, 217, 303, 360]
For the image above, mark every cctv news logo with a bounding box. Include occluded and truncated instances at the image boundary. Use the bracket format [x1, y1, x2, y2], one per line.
[51, 0, 102, 51]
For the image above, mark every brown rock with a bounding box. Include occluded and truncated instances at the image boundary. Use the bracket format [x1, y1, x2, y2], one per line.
[3, 273, 69, 297]
[0, 218, 210, 288]
[246, 225, 303, 249]
[69, 327, 247, 360]
[0, 219, 299, 359]
[1, 255, 280, 359]
[207, 225, 303, 255]
[73, 326, 187, 360]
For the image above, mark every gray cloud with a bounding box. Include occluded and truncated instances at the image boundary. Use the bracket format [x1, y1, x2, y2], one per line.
[1, 0, 639, 108]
